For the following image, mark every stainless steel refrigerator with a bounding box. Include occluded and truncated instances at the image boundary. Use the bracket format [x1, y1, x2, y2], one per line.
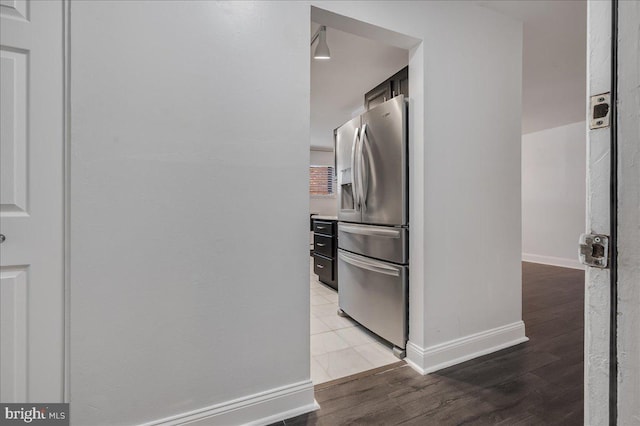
[335, 95, 408, 357]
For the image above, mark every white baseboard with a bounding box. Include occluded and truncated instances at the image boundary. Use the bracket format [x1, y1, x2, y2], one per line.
[405, 321, 528, 375]
[522, 253, 584, 270]
[141, 380, 318, 426]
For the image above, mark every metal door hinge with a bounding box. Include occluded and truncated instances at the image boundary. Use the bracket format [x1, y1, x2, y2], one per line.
[579, 233, 610, 268]
[589, 93, 611, 129]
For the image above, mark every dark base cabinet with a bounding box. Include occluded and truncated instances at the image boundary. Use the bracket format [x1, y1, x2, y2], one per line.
[312, 219, 338, 290]
[313, 253, 334, 287]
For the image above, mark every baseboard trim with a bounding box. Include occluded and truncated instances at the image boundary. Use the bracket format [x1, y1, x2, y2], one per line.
[405, 321, 528, 375]
[522, 253, 584, 270]
[141, 380, 318, 426]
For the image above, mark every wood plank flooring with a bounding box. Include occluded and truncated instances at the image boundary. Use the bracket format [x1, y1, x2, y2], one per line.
[274, 262, 584, 425]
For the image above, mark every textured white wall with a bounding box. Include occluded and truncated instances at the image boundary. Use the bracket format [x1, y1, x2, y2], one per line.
[522, 121, 586, 269]
[617, 0, 640, 422]
[69, 2, 313, 424]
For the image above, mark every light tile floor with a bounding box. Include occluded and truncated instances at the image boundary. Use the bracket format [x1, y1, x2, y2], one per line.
[309, 258, 399, 384]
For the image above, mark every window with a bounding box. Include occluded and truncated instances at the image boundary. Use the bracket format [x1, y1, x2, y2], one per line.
[310, 165, 335, 197]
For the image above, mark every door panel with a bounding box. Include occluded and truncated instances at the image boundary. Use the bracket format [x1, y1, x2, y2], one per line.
[0, 48, 27, 214]
[0, 267, 28, 402]
[0, 0, 64, 402]
[338, 250, 407, 348]
[0, 0, 29, 21]
[360, 95, 408, 226]
[338, 222, 408, 264]
[336, 116, 361, 223]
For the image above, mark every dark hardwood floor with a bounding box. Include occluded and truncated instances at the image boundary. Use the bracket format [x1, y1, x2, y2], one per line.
[275, 262, 584, 425]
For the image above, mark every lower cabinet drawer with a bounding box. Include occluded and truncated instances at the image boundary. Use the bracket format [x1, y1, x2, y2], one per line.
[314, 233, 334, 258]
[313, 253, 334, 282]
[313, 220, 335, 235]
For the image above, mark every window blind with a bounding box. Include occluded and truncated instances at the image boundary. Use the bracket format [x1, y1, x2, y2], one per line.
[310, 165, 335, 196]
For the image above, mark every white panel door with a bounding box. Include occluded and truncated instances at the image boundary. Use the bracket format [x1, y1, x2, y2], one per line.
[0, 0, 65, 402]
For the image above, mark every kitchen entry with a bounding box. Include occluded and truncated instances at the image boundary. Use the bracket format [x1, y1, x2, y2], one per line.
[304, 1, 594, 422]
[309, 21, 410, 384]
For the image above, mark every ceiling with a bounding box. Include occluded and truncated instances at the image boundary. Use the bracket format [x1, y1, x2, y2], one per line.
[310, 0, 587, 148]
[479, 0, 587, 134]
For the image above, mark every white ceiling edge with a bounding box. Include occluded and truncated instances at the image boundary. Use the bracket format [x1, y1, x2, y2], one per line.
[521, 118, 586, 136]
[310, 145, 333, 152]
[478, 0, 587, 134]
[311, 6, 421, 50]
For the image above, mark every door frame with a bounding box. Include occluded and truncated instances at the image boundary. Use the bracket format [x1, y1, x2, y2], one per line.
[0, 0, 70, 403]
[62, 0, 71, 402]
[585, 0, 613, 423]
[609, 1, 618, 422]
[585, 0, 639, 424]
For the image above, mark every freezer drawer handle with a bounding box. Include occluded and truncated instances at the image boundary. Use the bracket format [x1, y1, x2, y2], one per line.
[339, 252, 400, 277]
[339, 224, 401, 238]
[316, 264, 324, 269]
[316, 243, 326, 247]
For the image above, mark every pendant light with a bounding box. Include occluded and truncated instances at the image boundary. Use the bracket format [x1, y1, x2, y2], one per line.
[311, 25, 330, 60]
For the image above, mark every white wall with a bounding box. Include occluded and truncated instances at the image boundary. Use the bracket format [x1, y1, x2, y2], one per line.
[69, 2, 314, 425]
[309, 149, 337, 216]
[522, 121, 586, 269]
[616, 0, 640, 422]
[314, 1, 525, 373]
[68, 1, 524, 424]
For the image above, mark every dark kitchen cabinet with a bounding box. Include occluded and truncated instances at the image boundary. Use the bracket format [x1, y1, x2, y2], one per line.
[312, 219, 338, 290]
[364, 81, 392, 111]
[364, 66, 409, 111]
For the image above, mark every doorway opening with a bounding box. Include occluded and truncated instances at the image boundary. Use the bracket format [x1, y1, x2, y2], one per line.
[298, 1, 590, 424]
[308, 13, 414, 385]
[508, 0, 588, 421]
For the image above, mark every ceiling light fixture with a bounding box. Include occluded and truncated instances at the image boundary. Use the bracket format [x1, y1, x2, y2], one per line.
[311, 25, 330, 60]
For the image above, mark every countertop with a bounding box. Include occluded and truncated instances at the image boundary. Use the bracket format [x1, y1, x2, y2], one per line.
[311, 215, 338, 221]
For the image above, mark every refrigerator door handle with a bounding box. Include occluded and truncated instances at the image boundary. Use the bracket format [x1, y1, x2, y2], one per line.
[339, 251, 400, 277]
[339, 223, 402, 238]
[350, 127, 360, 210]
[359, 124, 369, 210]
